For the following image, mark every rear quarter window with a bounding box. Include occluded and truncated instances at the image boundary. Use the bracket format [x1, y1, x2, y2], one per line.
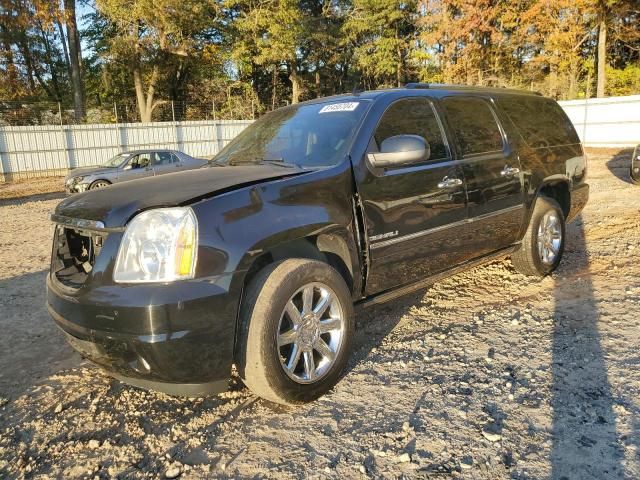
[499, 97, 580, 148]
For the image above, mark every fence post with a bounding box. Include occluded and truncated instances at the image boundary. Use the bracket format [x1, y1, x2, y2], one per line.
[582, 98, 589, 146]
[212, 100, 216, 122]
[0, 127, 9, 182]
[58, 102, 63, 126]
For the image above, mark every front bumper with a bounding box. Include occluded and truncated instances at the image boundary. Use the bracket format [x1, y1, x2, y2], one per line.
[46, 272, 242, 396]
[65, 180, 89, 195]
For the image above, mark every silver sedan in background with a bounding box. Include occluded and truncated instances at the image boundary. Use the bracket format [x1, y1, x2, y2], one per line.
[64, 150, 208, 194]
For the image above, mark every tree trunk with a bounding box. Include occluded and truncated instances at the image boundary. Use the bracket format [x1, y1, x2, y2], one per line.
[133, 65, 149, 121]
[133, 64, 159, 122]
[132, 22, 158, 123]
[568, 61, 578, 100]
[396, 35, 403, 87]
[63, 0, 85, 121]
[315, 63, 321, 98]
[271, 65, 278, 110]
[289, 60, 300, 104]
[16, 37, 38, 93]
[56, 19, 72, 81]
[37, 24, 62, 100]
[596, 15, 607, 98]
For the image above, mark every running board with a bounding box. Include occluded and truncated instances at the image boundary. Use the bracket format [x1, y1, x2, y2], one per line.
[355, 246, 518, 310]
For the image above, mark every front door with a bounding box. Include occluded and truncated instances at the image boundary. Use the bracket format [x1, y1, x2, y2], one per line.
[122, 152, 155, 182]
[356, 97, 469, 295]
[440, 96, 525, 257]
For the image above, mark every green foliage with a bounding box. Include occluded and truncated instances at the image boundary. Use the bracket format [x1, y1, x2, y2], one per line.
[606, 64, 640, 97]
[0, 0, 638, 121]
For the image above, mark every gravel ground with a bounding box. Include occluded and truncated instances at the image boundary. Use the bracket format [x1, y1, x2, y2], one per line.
[0, 177, 64, 200]
[0, 150, 639, 479]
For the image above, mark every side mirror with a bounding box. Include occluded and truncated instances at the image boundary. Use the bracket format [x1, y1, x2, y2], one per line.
[367, 135, 430, 168]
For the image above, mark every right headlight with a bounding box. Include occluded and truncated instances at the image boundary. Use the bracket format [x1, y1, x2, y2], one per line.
[114, 207, 198, 283]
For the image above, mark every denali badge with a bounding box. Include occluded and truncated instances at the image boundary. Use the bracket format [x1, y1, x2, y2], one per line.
[370, 230, 399, 242]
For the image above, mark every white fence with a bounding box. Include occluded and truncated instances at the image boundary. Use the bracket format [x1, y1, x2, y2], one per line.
[1, 95, 638, 181]
[558, 94, 640, 148]
[0, 120, 252, 181]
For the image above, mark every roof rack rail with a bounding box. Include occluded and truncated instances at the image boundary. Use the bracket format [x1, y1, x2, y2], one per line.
[403, 82, 543, 96]
[404, 82, 430, 89]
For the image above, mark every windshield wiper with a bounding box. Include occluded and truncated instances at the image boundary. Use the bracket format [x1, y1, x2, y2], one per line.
[226, 158, 299, 168]
[257, 158, 299, 168]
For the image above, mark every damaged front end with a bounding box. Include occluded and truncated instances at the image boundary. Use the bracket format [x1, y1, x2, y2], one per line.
[50, 217, 108, 290]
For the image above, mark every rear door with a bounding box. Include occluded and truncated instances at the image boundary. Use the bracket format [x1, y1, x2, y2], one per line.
[440, 96, 525, 257]
[357, 96, 470, 295]
[152, 151, 182, 175]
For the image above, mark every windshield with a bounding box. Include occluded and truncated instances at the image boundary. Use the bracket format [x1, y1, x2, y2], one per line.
[102, 153, 129, 168]
[213, 100, 370, 168]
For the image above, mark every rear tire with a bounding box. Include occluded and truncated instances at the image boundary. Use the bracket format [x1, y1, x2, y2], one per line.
[236, 259, 354, 405]
[511, 196, 565, 277]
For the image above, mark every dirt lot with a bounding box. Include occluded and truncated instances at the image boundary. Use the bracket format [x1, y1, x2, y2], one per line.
[0, 151, 639, 479]
[0, 176, 64, 200]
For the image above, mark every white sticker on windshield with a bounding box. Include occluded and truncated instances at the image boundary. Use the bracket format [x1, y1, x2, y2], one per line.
[319, 102, 360, 113]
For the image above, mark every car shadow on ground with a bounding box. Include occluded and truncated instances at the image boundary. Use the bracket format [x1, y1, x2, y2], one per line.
[550, 216, 626, 479]
[604, 148, 634, 185]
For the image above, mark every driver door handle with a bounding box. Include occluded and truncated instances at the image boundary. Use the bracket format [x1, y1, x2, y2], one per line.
[437, 177, 463, 189]
[501, 166, 520, 177]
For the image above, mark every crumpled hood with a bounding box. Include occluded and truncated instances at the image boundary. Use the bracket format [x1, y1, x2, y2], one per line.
[65, 166, 116, 180]
[55, 164, 304, 228]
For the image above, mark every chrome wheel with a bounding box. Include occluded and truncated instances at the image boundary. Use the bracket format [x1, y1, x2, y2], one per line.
[91, 180, 110, 190]
[277, 282, 344, 384]
[537, 211, 562, 265]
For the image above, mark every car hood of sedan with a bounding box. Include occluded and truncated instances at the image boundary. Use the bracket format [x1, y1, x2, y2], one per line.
[54, 164, 306, 228]
[65, 166, 116, 180]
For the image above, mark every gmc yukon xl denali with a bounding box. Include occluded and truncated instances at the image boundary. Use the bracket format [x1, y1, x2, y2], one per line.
[47, 85, 589, 405]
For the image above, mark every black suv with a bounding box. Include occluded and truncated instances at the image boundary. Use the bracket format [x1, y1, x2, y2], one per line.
[47, 85, 589, 405]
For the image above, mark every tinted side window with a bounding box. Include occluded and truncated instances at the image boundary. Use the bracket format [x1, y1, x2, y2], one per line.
[374, 98, 447, 161]
[499, 97, 580, 148]
[441, 97, 503, 156]
[154, 152, 176, 166]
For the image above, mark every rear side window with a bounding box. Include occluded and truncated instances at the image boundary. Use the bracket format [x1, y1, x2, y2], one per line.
[154, 152, 177, 166]
[499, 97, 580, 148]
[441, 97, 504, 156]
[374, 97, 448, 161]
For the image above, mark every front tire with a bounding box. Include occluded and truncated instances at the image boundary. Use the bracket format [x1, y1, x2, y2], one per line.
[236, 259, 354, 405]
[511, 196, 566, 277]
[89, 179, 111, 190]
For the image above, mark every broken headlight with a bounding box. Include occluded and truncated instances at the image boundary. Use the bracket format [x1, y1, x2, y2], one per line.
[114, 207, 198, 283]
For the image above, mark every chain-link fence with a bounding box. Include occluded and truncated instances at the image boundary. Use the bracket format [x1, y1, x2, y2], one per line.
[0, 119, 254, 195]
[0, 98, 268, 127]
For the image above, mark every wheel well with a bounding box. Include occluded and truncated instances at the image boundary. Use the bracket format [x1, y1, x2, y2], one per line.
[538, 182, 570, 218]
[242, 236, 354, 297]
